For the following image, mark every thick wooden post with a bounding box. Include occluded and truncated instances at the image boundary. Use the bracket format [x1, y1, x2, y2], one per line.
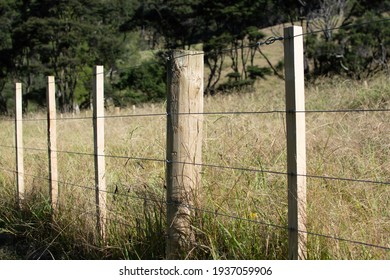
[166, 50, 204, 259]
[47, 76, 59, 214]
[93, 65, 107, 240]
[15, 83, 24, 207]
[284, 26, 307, 260]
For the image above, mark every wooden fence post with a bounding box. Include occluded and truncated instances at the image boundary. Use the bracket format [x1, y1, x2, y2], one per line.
[93, 65, 107, 240]
[47, 76, 59, 214]
[284, 26, 307, 260]
[166, 50, 204, 259]
[15, 83, 24, 208]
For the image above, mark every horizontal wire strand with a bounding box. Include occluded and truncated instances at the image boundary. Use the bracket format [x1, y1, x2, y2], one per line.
[1, 166, 388, 251]
[1, 144, 389, 186]
[2, 107, 390, 124]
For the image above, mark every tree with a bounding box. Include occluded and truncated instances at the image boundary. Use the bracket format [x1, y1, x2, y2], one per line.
[0, 0, 17, 113]
[338, 13, 390, 79]
[114, 53, 166, 105]
[128, 0, 204, 49]
[8, 0, 133, 112]
[305, 0, 390, 79]
[199, 0, 279, 92]
[203, 33, 230, 94]
[307, 0, 354, 41]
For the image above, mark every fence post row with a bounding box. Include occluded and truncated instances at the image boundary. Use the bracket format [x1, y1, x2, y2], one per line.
[166, 50, 204, 259]
[15, 83, 24, 208]
[47, 76, 59, 215]
[93, 65, 107, 241]
[11, 28, 308, 259]
[284, 26, 307, 260]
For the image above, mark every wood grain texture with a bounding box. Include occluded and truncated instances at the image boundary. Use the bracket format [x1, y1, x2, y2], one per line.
[166, 50, 204, 259]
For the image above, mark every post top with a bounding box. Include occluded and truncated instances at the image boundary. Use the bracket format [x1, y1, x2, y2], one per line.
[284, 25, 303, 37]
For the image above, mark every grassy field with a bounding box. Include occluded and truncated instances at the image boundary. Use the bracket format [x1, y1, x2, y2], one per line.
[0, 72, 389, 259]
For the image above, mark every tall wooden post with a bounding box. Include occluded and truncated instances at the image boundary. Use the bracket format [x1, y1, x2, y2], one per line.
[47, 76, 59, 214]
[166, 50, 204, 259]
[284, 26, 307, 260]
[15, 83, 24, 208]
[93, 65, 107, 240]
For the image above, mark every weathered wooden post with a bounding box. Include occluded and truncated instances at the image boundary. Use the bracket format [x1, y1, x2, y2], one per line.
[47, 76, 59, 214]
[284, 26, 307, 260]
[166, 50, 204, 259]
[93, 65, 107, 240]
[15, 83, 24, 208]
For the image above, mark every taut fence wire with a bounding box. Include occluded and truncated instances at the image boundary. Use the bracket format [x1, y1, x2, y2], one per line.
[1, 144, 389, 186]
[0, 165, 389, 252]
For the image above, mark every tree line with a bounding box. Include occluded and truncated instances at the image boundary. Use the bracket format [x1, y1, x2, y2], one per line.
[0, 0, 389, 113]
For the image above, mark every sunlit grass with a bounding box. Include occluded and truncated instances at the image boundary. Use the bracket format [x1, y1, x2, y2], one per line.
[0, 74, 389, 259]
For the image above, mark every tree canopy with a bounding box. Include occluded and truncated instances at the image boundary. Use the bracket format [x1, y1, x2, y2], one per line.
[0, 0, 389, 113]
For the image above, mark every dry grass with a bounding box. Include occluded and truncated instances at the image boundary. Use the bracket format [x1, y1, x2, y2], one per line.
[0, 74, 389, 259]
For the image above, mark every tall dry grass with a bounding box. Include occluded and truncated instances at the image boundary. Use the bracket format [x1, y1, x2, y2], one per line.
[0, 75, 389, 259]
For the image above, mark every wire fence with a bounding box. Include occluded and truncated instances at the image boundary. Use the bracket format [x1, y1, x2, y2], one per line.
[1, 143, 389, 186]
[3, 105, 390, 121]
[1, 113, 389, 254]
[0, 21, 389, 259]
[0, 163, 388, 252]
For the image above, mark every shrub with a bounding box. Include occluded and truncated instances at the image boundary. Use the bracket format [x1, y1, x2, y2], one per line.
[115, 54, 166, 105]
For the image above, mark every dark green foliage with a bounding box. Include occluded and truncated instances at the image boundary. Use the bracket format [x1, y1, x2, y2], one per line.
[226, 71, 241, 81]
[217, 79, 254, 93]
[115, 55, 167, 105]
[306, 13, 390, 79]
[131, 0, 279, 93]
[247, 66, 273, 79]
[199, 0, 276, 91]
[0, 0, 135, 113]
[306, 35, 344, 76]
[217, 65, 272, 93]
[0, 0, 16, 114]
[0, 0, 389, 112]
[338, 14, 390, 79]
